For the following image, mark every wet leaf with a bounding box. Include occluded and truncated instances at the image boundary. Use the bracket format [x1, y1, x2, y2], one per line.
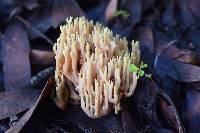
[1, 22, 31, 90]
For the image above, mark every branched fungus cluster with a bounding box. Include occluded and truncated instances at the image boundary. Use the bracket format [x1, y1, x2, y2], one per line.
[53, 17, 140, 118]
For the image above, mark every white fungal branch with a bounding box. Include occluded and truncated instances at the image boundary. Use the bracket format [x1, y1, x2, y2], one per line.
[53, 17, 140, 118]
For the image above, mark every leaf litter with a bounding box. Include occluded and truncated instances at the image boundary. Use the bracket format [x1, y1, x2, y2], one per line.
[0, 0, 200, 132]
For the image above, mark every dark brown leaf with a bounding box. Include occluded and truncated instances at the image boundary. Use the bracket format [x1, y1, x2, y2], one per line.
[157, 89, 185, 133]
[123, 78, 161, 132]
[30, 49, 55, 65]
[1, 22, 31, 90]
[189, 0, 200, 18]
[21, 0, 38, 10]
[28, 0, 85, 39]
[6, 77, 54, 133]
[169, 48, 198, 65]
[52, 0, 85, 28]
[177, 0, 196, 26]
[154, 31, 199, 65]
[186, 83, 200, 133]
[28, 2, 52, 39]
[156, 56, 200, 82]
[122, 108, 139, 133]
[153, 128, 174, 133]
[137, 27, 154, 54]
[190, 30, 200, 58]
[159, 98, 182, 133]
[16, 16, 54, 46]
[0, 87, 39, 120]
[161, 0, 175, 29]
[157, 45, 199, 65]
[140, 0, 155, 12]
[122, 0, 142, 25]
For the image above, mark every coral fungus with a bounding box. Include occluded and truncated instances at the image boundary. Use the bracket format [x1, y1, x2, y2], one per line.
[53, 17, 140, 118]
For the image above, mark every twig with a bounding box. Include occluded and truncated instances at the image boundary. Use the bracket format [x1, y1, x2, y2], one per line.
[15, 16, 54, 46]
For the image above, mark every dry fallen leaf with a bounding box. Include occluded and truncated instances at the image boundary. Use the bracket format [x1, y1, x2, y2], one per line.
[186, 83, 200, 133]
[156, 45, 199, 65]
[52, 0, 85, 28]
[156, 56, 200, 82]
[28, 0, 85, 39]
[1, 22, 31, 90]
[123, 0, 142, 25]
[137, 27, 154, 54]
[6, 77, 54, 133]
[0, 86, 39, 120]
[30, 49, 55, 65]
[105, 0, 118, 22]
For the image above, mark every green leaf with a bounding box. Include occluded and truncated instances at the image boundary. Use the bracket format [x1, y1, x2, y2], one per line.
[141, 63, 148, 68]
[114, 10, 130, 18]
[140, 61, 148, 69]
[130, 64, 138, 72]
[138, 70, 144, 77]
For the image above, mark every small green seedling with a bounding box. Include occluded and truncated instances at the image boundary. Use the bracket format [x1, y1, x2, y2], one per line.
[130, 61, 150, 78]
[114, 10, 130, 18]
